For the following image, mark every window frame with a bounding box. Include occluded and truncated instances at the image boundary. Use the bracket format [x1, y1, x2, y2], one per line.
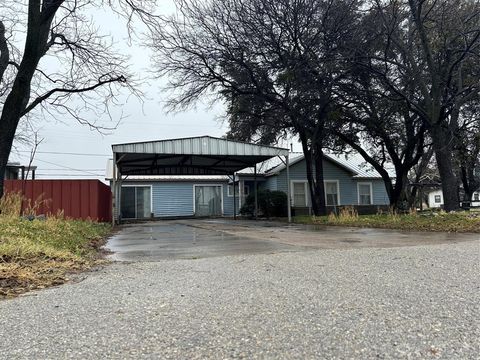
[120, 184, 153, 219]
[290, 180, 309, 207]
[357, 182, 373, 205]
[227, 182, 250, 197]
[193, 184, 224, 215]
[324, 180, 341, 206]
[434, 195, 442, 203]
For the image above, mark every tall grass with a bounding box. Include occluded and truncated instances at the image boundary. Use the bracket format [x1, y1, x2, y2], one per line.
[0, 192, 111, 298]
[0, 191, 22, 217]
[328, 206, 359, 223]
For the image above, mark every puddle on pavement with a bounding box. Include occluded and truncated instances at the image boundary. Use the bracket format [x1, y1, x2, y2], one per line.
[106, 223, 299, 261]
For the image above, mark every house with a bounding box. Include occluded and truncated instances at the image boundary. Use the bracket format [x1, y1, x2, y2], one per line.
[4, 162, 36, 180]
[106, 137, 390, 220]
[427, 188, 480, 208]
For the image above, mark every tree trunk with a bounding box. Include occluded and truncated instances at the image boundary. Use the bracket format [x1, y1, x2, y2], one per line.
[0, 112, 21, 199]
[299, 131, 327, 216]
[0, 2, 58, 199]
[430, 124, 460, 211]
[390, 170, 410, 210]
[312, 143, 327, 216]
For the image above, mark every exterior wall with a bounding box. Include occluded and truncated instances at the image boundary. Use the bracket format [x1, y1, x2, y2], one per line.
[428, 189, 443, 208]
[117, 157, 392, 218]
[4, 179, 112, 221]
[273, 158, 390, 206]
[261, 176, 277, 191]
[353, 179, 390, 205]
[427, 189, 480, 208]
[122, 180, 241, 218]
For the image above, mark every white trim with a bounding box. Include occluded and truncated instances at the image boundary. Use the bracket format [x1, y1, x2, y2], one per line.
[227, 182, 250, 197]
[120, 184, 153, 219]
[290, 180, 309, 207]
[324, 180, 341, 206]
[192, 184, 224, 216]
[357, 182, 373, 205]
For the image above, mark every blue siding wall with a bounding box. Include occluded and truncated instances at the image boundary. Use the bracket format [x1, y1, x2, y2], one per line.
[152, 182, 194, 217]
[121, 159, 390, 218]
[261, 176, 277, 191]
[223, 183, 241, 216]
[352, 179, 390, 205]
[274, 158, 390, 205]
[124, 180, 241, 217]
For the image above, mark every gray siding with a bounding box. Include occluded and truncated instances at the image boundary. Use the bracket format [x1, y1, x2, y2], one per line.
[274, 158, 390, 206]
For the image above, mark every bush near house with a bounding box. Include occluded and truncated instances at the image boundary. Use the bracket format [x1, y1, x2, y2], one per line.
[0, 193, 111, 298]
[240, 190, 288, 218]
[295, 208, 480, 233]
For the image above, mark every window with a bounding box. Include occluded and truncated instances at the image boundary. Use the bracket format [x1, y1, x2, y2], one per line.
[325, 181, 339, 206]
[292, 181, 308, 207]
[434, 195, 441, 203]
[474, 193, 479, 201]
[227, 183, 249, 197]
[121, 186, 151, 219]
[357, 183, 372, 205]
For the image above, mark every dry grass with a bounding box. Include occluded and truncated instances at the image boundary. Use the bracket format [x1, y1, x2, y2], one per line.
[296, 208, 480, 233]
[0, 193, 111, 298]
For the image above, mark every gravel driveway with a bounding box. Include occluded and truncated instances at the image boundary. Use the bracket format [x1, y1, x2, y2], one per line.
[0, 231, 479, 359]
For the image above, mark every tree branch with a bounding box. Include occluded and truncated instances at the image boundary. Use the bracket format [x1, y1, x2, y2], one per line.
[0, 21, 9, 84]
[21, 74, 127, 116]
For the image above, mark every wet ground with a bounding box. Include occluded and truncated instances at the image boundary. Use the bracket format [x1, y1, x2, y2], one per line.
[2, 219, 479, 359]
[107, 219, 479, 261]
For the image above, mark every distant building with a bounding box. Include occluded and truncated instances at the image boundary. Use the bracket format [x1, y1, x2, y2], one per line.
[4, 162, 37, 180]
[427, 188, 480, 208]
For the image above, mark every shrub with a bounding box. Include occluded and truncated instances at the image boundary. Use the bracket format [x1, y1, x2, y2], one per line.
[240, 189, 288, 218]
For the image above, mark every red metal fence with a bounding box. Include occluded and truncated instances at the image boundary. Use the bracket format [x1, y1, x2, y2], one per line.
[4, 179, 112, 222]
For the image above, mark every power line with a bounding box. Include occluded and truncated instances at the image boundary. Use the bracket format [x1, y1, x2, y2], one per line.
[32, 158, 104, 176]
[16, 150, 110, 157]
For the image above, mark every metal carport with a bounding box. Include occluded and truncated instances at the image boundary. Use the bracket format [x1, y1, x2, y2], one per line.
[111, 136, 291, 224]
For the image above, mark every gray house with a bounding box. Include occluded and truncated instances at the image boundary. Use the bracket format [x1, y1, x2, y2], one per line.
[106, 140, 390, 219]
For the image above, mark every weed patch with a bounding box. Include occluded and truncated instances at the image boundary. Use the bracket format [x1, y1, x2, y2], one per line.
[0, 201, 111, 298]
[296, 210, 480, 233]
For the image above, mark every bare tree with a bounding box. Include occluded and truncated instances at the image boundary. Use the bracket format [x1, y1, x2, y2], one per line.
[454, 103, 480, 202]
[0, 0, 159, 197]
[362, 0, 480, 211]
[151, 0, 361, 215]
[336, 51, 428, 210]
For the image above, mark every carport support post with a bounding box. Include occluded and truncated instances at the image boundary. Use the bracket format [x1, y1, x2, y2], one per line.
[286, 154, 291, 223]
[254, 164, 258, 220]
[233, 174, 236, 220]
[112, 153, 117, 226]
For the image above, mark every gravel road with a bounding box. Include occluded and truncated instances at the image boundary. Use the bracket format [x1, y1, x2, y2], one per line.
[1, 240, 479, 359]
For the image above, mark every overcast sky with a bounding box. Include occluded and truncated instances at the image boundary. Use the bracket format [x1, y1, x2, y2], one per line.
[7, 1, 299, 182]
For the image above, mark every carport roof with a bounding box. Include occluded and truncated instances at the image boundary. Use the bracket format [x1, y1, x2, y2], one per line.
[112, 136, 289, 176]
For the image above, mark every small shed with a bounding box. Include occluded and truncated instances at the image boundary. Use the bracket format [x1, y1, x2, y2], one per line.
[111, 136, 291, 223]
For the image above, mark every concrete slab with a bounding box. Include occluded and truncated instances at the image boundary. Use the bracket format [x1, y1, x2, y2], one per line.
[107, 221, 301, 261]
[106, 219, 479, 262]
[184, 219, 479, 249]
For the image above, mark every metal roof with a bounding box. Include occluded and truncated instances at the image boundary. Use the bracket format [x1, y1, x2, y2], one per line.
[263, 153, 391, 179]
[112, 136, 289, 176]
